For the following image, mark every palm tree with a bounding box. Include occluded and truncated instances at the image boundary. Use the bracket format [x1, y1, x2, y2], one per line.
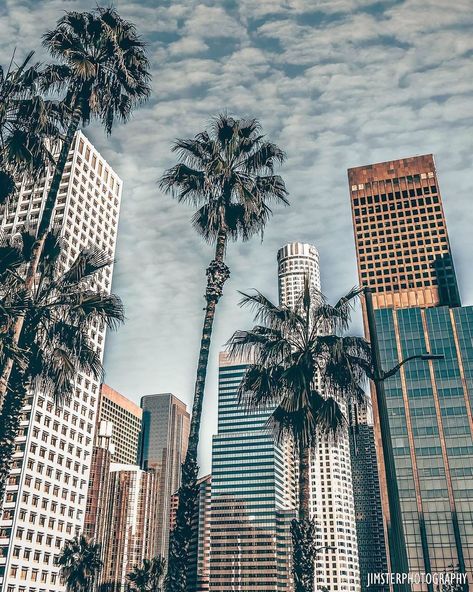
[57, 535, 103, 592]
[0, 6, 150, 407]
[160, 114, 289, 591]
[0, 51, 60, 205]
[0, 231, 124, 500]
[127, 557, 166, 592]
[227, 281, 372, 592]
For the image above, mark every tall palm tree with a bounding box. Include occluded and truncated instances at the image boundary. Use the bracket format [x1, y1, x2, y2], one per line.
[0, 51, 60, 205]
[0, 6, 150, 407]
[127, 557, 166, 592]
[227, 281, 372, 592]
[160, 114, 289, 591]
[57, 535, 103, 592]
[0, 231, 124, 500]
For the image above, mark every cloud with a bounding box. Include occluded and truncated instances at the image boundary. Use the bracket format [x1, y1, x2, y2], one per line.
[1, 0, 473, 472]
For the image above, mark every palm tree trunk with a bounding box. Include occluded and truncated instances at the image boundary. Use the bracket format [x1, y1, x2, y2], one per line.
[292, 444, 317, 592]
[166, 232, 229, 592]
[0, 104, 81, 412]
[0, 363, 28, 507]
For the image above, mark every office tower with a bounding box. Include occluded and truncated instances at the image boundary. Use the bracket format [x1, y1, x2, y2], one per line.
[349, 155, 473, 589]
[100, 464, 159, 591]
[277, 242, 361, 592]
[349, 154, 460, 311]
[98, 384, 142, 465]
[277, 242, 320, 308]
[0, 131, 121, 592]
[170, 475, 211, 592]
[84, 421, 114, 546]
[209, 352, 296, 591]
[140, 393, 190, 560]
[349, 418, 388, 591]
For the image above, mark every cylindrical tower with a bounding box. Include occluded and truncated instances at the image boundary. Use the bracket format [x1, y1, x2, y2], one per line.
[277, 241, 361, 592]
[277, 242, 320, 308]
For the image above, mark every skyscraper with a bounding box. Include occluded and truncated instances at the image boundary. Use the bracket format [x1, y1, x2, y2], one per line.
[0, 131, 121, 592]
[98, 384, 142, 465]
[278, 242, 321, 308]
[101, 464, 159, 591]
[209, 352, 296, 591]
[140, 393, 190, 560]
[277, 242, 361, 592]
[349, 155, 473, 589]
[84, 421, 114, 549]
[349, 154, 460, 311]
[84, 386, 144, 568]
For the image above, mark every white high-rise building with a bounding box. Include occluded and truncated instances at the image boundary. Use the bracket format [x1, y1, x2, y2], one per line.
[277, 242, 321, 308]
[277, 242, 361, 592]
[0, 131, 122, 592]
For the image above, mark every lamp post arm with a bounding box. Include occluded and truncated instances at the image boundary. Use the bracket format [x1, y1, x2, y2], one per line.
[381, 355, 426, 381]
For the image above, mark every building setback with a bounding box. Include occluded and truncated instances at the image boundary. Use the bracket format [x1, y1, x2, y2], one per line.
[349, 155, 473, 590]
[0, 131, 121, 592]
[140, 393, 190, 561]
[277, 242, 361, 592]
[209, 352, 296, 591]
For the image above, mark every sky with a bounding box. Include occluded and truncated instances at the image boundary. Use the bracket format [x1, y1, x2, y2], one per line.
[1, 0, 473, 474]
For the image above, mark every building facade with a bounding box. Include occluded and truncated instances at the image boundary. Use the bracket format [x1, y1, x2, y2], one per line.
[348, 154, 460, 311]
[209, 352, 296, 591]
[0, 131, 121, 592]
[98, 384, 142, 465]
[83, 421, 114, 548]
[349, 155, 473, 589]
[277, 241, 321, 308]
[101, 464, 159, 591]
[140, 393, 189, 560]
[349, 420, 388, 591]
[277, 242, 361, 592]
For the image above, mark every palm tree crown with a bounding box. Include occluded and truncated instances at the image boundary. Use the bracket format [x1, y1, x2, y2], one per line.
[127, 557, 166, 592]
[229, 282, 371, 446]
[160, 114, 289, 244]
[57, 535, 103, 592]
[0, 231, 124, 499]
[0, 52, 59, 204]
[42, 6, 151, 134]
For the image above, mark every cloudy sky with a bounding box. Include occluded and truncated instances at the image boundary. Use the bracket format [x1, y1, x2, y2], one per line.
[2, 0, 473, 473]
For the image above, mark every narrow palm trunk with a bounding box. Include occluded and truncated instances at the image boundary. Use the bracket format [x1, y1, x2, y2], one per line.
[0, 106, 81, 412]
[166, 232, 229, 592]
[292, 444, 317, 592]
[0, 363, 28, 505]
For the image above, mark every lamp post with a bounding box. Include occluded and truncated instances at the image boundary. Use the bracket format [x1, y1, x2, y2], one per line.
[364, 287, 444, 592]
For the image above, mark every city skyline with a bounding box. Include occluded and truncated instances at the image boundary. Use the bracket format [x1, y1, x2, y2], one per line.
[1, 0, 473, 475]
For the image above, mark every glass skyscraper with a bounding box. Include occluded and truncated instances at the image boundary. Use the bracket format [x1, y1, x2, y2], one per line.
[349, 155, 473, 590]
[140, 393, 190, 561]
[209, 353, 296, 591]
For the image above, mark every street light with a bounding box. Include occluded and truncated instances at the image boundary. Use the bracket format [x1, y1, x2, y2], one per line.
[363, 286, 444, 592]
